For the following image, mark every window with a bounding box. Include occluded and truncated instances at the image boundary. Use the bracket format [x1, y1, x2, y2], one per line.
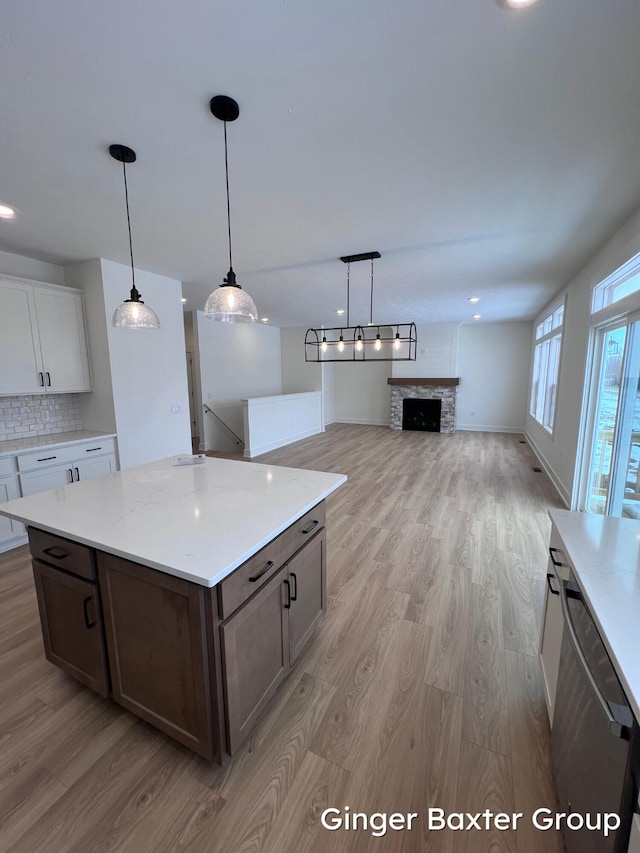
[592, 251, 640, 313]
[530, 303, 564, 433]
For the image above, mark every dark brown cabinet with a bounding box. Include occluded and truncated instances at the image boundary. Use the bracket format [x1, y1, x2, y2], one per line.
[98, 552, 216, 761]
[32, 558, 109, 697]
[288, 531, 325, 666]
[221, 529, 326, 755]
[221, 565, 289, 754]
[26, 500, 327, 763]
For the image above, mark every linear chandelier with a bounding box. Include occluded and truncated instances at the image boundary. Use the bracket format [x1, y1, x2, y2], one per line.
[305, 251, 417, 362]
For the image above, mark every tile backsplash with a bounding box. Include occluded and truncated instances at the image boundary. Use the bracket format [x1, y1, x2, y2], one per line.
[0, 395, 82, 442]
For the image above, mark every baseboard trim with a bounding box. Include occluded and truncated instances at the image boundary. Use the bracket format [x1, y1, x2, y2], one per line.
[524, 431, 571, 507]
[0, 533, 28, 553]
[456, 424, 524, 433]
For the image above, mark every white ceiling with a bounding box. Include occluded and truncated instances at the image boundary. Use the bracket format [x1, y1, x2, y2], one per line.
[2, 0, 640, 328]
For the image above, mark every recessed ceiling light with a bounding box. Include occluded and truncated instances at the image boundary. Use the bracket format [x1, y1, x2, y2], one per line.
[497, 0, 539, 8]
[336, 309, 345, 315]
[261, 317, 269, 323]
[181, 297, 187, 304]
[0, 203, 16, 219]
[473, 314, 481, 320]
[468, 297, 480, 303]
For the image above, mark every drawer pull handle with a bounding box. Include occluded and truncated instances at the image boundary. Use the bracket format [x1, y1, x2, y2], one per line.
[249, 560, 274, 583]
[38, 372, 45, 386]
[67, 468, 73, 484]
[45, 372, 51, 387]
[546, 573, 560, 596]
[74, 467, 80, 481]
[548, 547, 567, 568]
[85, 447, 102, 452]
[290, 572, 298, 601]
[301, 520, 319, 535]
[37, 455, 58, 462]
[283, 579, 291, 609]
[43, 546, 68, 560]
[83, 596, 96, 629]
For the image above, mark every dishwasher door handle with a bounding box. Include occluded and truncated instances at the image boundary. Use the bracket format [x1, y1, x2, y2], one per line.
[559, 579, 631, 741]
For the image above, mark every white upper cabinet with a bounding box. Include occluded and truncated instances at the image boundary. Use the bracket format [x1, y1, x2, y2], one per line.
[0, 279, 43, 393]
[0, 276, 91, 395]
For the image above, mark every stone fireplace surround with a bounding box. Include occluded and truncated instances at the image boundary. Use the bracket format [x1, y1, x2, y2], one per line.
[388, 378, 460, 434]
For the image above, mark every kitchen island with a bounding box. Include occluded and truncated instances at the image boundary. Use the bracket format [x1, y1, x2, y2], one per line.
[0, 455, 346, 763]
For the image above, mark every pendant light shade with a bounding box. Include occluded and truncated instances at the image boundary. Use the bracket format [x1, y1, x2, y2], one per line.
[109, 145, 159, 330]
[205, 95, 258, 323]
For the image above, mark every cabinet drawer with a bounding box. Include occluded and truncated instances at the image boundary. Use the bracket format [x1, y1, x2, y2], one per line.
[0, 456, 17, 477]
[17, 437, 116, 472]
[28, 527, 96, 581]
[218, 501, 326, 620]
[32, 559, 109, 697]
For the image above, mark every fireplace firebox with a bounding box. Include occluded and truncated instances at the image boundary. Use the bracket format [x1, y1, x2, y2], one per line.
[402, 398, 441, 432]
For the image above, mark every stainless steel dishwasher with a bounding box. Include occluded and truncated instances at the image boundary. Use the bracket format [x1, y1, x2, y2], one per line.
[551, 569, 634, 853]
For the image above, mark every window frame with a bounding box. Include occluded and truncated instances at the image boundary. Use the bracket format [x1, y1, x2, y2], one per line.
[529, 297, 566, 435]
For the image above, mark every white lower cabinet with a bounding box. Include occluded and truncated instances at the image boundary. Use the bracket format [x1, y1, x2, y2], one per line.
[0, 437, 118, 551]
[20, 465, 74, 496]
[628, 812, 640, 853]
[18, 440, 117, 497]
[0, 473, 25, 547]
[539, 524, 569, 724]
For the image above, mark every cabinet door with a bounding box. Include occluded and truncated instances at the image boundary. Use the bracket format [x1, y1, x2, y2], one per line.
[32, 559, 110, 696]
[20, 465, 73, 496]
[221, 566, 289, 754]
[540, 528, 567, 724]
[0, 474, 25, 545]
[34, 286, 91, 392]
[98, 553, 214, 760]
[0, 279, 44, 394]
[75, 455, 116, 482]
[288, 531, 325, 666]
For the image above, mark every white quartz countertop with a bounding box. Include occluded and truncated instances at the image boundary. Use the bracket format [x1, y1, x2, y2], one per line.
[549, 508, 640, 721]
[0, 456, 346, 587]
[0, 430, 117, 458]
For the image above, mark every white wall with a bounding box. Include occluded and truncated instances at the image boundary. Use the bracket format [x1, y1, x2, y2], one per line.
[281, 327, 322, 394]
[65, 260, 117, 436]
[322, 362, 336, 426]
[456, 322, 531, 433]
[0, 248, 66, 286]
[195, 313, 282, 452]
[100, 260, 191, 468]
[67, 259, 191, 468]
[334, 362, 391, 425]
[525, 205, 640, 507]
[392, 323, 459, 378]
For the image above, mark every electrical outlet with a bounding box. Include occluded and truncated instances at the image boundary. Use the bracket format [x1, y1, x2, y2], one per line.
[170, 403, 181, 414]
[470, 411, 476, 417]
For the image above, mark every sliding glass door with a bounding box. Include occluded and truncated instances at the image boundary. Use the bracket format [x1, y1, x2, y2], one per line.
[584, 318, 640, 517]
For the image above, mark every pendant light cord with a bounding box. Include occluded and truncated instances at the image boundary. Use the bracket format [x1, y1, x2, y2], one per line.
[346, 262, 350, 327]
[370, 258, 374, 326]
[122, 160, 137, 294]
[224, 121, 233, 271]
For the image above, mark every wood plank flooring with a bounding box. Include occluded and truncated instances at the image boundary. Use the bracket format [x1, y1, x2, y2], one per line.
[0, 425, 566, 852]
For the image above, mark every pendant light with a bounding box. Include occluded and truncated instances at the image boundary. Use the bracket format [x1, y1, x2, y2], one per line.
[204, 95, 258, 323]
[304, 251, 417, 362]
[109, 145, 160, 330]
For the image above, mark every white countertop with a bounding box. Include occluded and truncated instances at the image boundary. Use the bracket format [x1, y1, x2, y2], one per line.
[0, 430, 117, 458]
[550, 508, 640, 721]
[0, 456, 346, 587]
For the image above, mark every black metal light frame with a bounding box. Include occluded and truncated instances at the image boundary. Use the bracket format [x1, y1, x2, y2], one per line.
[304, 251, 417, 362]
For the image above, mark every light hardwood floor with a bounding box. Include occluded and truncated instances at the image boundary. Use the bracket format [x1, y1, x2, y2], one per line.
[0, 425, 566, 852]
